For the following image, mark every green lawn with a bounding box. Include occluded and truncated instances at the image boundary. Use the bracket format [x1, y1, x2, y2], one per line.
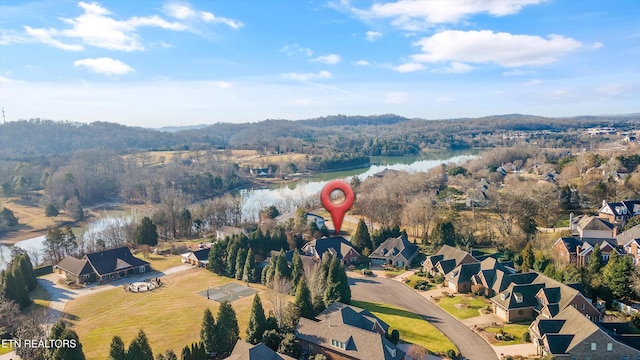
[483, 323, 531, 346]
[352, 300, 457, 355]
[0, 343, 13, 355]
[436, 295, 489, 319]
[405, 275, 435, 291]
[134, 254, 183, 272]
[64, 269, 273, 360]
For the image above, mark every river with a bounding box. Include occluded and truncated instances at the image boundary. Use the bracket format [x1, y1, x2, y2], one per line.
[1, 152, 476, 268]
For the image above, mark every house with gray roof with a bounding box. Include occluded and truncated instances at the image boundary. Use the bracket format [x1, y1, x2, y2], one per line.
[55, 246, 150, 284]
[224, 340, 295, 360]
[369, 235, 419, 268]
[530, 306, 640, 358]
[423, 245, 477, 276]
[295, 302, 405, 360]
[446, 256, 517, 294]
[301, 236, 360, 265]
[553, 236, 623, 268]
[599, 199, 640, 226]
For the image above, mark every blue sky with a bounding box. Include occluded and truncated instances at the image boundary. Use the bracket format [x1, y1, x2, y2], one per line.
[0, 0, 638, 127]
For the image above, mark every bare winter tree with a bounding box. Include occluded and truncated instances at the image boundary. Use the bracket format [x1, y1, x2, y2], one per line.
[267, 276, 293, 327]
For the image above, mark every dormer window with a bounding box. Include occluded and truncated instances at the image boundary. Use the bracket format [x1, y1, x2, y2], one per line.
[500, 292, 509, 301]
[331, 339, 345, 350]
[514, 293, 523, 303]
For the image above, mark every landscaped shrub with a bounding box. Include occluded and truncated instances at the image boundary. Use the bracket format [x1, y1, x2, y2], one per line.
[522, 331, 531, 342]
[471, 284, 486, 296]
[446, 349, 457, 359]
[434, 274, 444, 284]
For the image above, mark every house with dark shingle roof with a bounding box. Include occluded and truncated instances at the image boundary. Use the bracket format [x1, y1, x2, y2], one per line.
[423, 245, 477, 276]
[620, 224, 640, 266]
[295, 302, 405, 360]
[599, 199, 640, 226]
[575, 215, 616, 238]
[55, 246, 150, 284]
[530, 306, 640, 358]
[447, 256, 517, 294]
[553, 236, 623, 268]
[224, 340, 295, 360]
[369, 235, 419, 268]
[491, 272, 600, 322]
[182, 248, 210, 267]
[301, 236, 360, 265]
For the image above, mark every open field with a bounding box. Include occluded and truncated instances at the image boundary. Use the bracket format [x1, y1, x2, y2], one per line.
[0, 196, 76, 243]
[435, 295, 490, 320]
[351, 300, 457, 355]
[241, 153, 307, 167]
[64, 269, 271, 359]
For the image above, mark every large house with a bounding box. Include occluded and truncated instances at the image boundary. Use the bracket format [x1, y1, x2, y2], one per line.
[423, 245, 477, 276]
[55, 246, 151, 284]
[599, 199, 640, 226]
[445, 257, 517, 294]
[369, 236, 419, 268]
[491, 272, 600, 322]
[554, 237, 623, 267]
[295, 302, 405, 360]
[619, 225, 640, 266]
[530, 306, 640, 359]
[572, 215, 617, 238]
[301, 236, 360, 265]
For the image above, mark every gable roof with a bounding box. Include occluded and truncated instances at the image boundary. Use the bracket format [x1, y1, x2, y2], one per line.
[225, 340, 295, 360]
[191, 248, 210, 261]
[301, 236, 360, 261]
[492, 283, 545, 310]
[619, 224, 640, 247]
[83, 246, 149, 276]
[554, 237, 581, 254]
[577, 216, 614, 231]
[56, 256, 93, 277]
[295, 302, 404, 360]
[532, 306, 603, 355]
[370, 236, 419, 263]
[446, 262, 481, 285]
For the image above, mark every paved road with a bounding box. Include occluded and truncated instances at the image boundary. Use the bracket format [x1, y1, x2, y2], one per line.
[349, 275, 498, 360]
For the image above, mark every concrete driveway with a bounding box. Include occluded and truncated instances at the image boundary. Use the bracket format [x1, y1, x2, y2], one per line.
[349, 273, 497, 360]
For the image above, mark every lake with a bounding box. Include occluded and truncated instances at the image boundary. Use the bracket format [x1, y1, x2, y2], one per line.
[1, 152, 476, 267]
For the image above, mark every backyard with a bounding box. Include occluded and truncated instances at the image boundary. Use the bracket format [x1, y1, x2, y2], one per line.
[64, 268, 270, 359]
[351, 300, 457, 355]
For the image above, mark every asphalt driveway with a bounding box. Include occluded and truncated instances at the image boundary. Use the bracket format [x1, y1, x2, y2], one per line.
[349, 274, 498, 360]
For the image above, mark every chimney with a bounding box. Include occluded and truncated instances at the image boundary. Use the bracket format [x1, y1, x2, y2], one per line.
[603, 199, 607, 208]
[613, 226, 619, 237]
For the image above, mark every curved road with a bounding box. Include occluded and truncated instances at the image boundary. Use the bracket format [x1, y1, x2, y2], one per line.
[349, 275, 497, 360]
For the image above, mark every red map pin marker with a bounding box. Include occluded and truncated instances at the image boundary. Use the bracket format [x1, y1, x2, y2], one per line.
[321, 180, 355, 235]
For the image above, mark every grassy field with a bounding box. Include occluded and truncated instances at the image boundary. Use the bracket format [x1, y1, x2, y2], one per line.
[134, 254, 183, 272]
[64, 269, 272, 360]
[351, 300, 457, 355]
[1, 196, 76, 240]
[242, 153, 307, 167]
[436, 295, 490, 320]
[482, 323, 531, 346]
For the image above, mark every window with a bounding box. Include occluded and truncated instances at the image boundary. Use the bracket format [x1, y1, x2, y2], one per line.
[606, 343, 612, 351]
[581, 303, 585, 310]
[139, 266, 146, 273]
[331, 339, 345, 350]
[591, 342, 596, 350]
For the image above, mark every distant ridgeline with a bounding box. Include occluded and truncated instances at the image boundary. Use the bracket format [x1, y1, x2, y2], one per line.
[0, 113, 638, 158]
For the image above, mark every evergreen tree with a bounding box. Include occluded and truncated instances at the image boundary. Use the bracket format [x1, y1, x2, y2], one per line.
[235, 248, 247, 280]
[262, 329, 283, 352]
[180, 345, 191, 360]
[388, 329, 400, 345]
[278, 333, 301, 358]
[243, 248, 256, 282]
[320, 224, 330, 237]
[520, 242, 534, 272]
[291, 251, 304, 289]
[275, 249, 290, 281]
[351, 219, 372, 252]
[50, 327, 85, 360]
[337, 262, 351, 304]
[200, 308, 218, 355]
[323, 256, 342, 307]
[265, 311, 279, 332]
[588, 246, 604, 275]
[246, 294, 267, 344]
[295, 277, 314, 318]
[45, 204, 59, 217]
[207, 241, 226, 275]
[309, 221, 320, 238]
[603, 252, 634, 300]
[226, 243, 239, 278]
[216, 301, 240, 357]
[135, 217, 158, 246]
[2, 267, 30, 309]
[108, 336, 126, 360]
[126, 329, 153, 360]
[48, 320, 67, 359]
[430, 221, 456, 247]
[13, 253, 37, 291]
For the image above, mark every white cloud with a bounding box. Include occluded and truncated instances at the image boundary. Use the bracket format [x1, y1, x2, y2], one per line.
[280, 44, 313, 56]
[392, 62, 425, 73]
[411, 30, 588, 67]
[384, 92, 408, 104]
[73, 57, 134, 75]
[442, 62, 473, 73]
[281, 71, 332, 81]
[352, 0, 549, 31]
[0, 76, 24, 83]
[162, 2, 243, 28]
[595, 83, 639, 97]
[310, 54, 341, 65]
[24, 26, 84, 51]
[354, 60, 370, 66]
[163, 3, 196, 20]
[366, 31, 382, 41]
[522, 79, 543, 86]
[19, 1, 187, 52]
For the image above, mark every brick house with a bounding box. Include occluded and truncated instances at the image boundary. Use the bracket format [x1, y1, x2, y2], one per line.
[301, 236, 361, 265]
[369, 235, 419, 268]
[423, 245, 477, 276]
[599, 199, 640, 226]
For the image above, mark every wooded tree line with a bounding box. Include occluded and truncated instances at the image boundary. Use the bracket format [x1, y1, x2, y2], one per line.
[0, 250, 37, 310]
